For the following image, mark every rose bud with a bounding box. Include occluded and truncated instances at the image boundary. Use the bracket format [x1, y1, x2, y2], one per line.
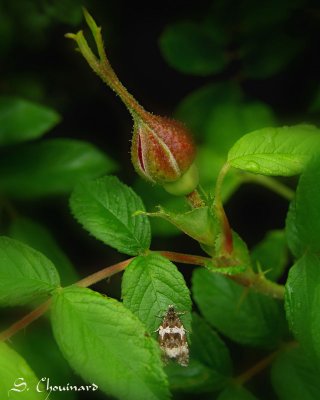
[131, 112, 197, 190]
[66, 9, 198, 195]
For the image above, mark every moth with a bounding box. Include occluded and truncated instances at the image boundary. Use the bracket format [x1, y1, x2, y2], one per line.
[156, 305, 189, 367]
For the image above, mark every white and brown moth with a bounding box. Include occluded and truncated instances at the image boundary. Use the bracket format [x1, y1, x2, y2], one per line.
[156, 305, 189, 367]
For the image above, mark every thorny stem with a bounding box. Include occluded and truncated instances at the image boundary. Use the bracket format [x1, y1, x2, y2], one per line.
[160, 251, 285, 300]
[0, 250, 285, 342]
[234, 341, 298, 385]
[214, 162, 233, 254]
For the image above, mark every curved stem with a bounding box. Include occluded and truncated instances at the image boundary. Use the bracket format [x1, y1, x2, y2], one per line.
[214, 162, 233, 254]
[242, 174, 295, 201]
[234, 341, 298, 385]
[65, 9, 147, 120]
[0, 258, 133, 342]
[76, 257, 133, 287]
[235, 350, 278, 386]
[0, 299, 51, 341]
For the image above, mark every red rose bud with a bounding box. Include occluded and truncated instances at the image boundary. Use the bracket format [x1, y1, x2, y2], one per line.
[131, 113, 196, 182]
[66, 9, 198, 195]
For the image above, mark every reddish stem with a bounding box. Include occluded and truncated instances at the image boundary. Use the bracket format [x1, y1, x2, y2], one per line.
[186, 189, 205, 208]
[76, 258, 133, 287]
[0, 249, 285, 342]
[0, 299, 51, 341]
[221, 206, 233, 254]
[0, 258, 133, 342]
[159, 251, 209, 266]
[235, 341, 298, 385]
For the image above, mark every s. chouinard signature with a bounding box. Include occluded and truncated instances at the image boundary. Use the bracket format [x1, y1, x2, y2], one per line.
[8, 377, 98, 399]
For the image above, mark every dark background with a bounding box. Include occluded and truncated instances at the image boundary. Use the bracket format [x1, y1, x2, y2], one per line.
[1, 1, 320, 398]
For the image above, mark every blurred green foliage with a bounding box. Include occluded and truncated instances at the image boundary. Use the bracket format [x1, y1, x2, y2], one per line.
[1, 0, 320, 399]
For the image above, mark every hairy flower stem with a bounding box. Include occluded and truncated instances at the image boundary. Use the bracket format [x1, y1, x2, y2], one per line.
[0, 251, 284, 342]
[67, 9, 197, 190]
[65, 9, 146, 120]
[186, 188, 205, 208]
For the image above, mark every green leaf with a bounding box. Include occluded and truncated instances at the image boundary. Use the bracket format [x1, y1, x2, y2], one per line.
[51, 286, 170, 400]
[70, 176, 151, 255]
[251, 230, 288, 281]
[165, 359, 223, 394]
[0, 342, 46, 400]
[0, 138, 116, 198]
[285, 199, 301, 257]
[217, 385, 258, 400]
[122, 253, 191, 334]
[159, 21, 227, 76]
[238, 0, 293, 34]
[228, 125, 320, 176]
[142, 206, 218, 247]
[175, 82, 243, 138]
[0, 9, 13, 57]
[9, 217, 78, 286]
[286, 157, 320, 257]
[192, 268, 285, 347]
[0, 236, 60, 306]
[191, 313, 232, 383]
[0, 97, 60, 146]
[13, 324, 77, 400]
[42, 0, 83, 25]
[164, 360, 216, 395]
[241, 32, 303, 79]
[133, 177, 188, 237]
[271, 346, 320, 400]
[285, 252, 320, 365]
[205, 101, 276, 154]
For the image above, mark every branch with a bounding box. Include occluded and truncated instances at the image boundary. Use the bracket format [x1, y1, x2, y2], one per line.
[0, 299, 51, 341]
[159, 250, 285, 300]
[0, 257, 134, 342]
[242, 174, 295, 201]
[76, 257, 133, 287]
[234, 341, 298, 385]
[0, 247, 285, 342]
